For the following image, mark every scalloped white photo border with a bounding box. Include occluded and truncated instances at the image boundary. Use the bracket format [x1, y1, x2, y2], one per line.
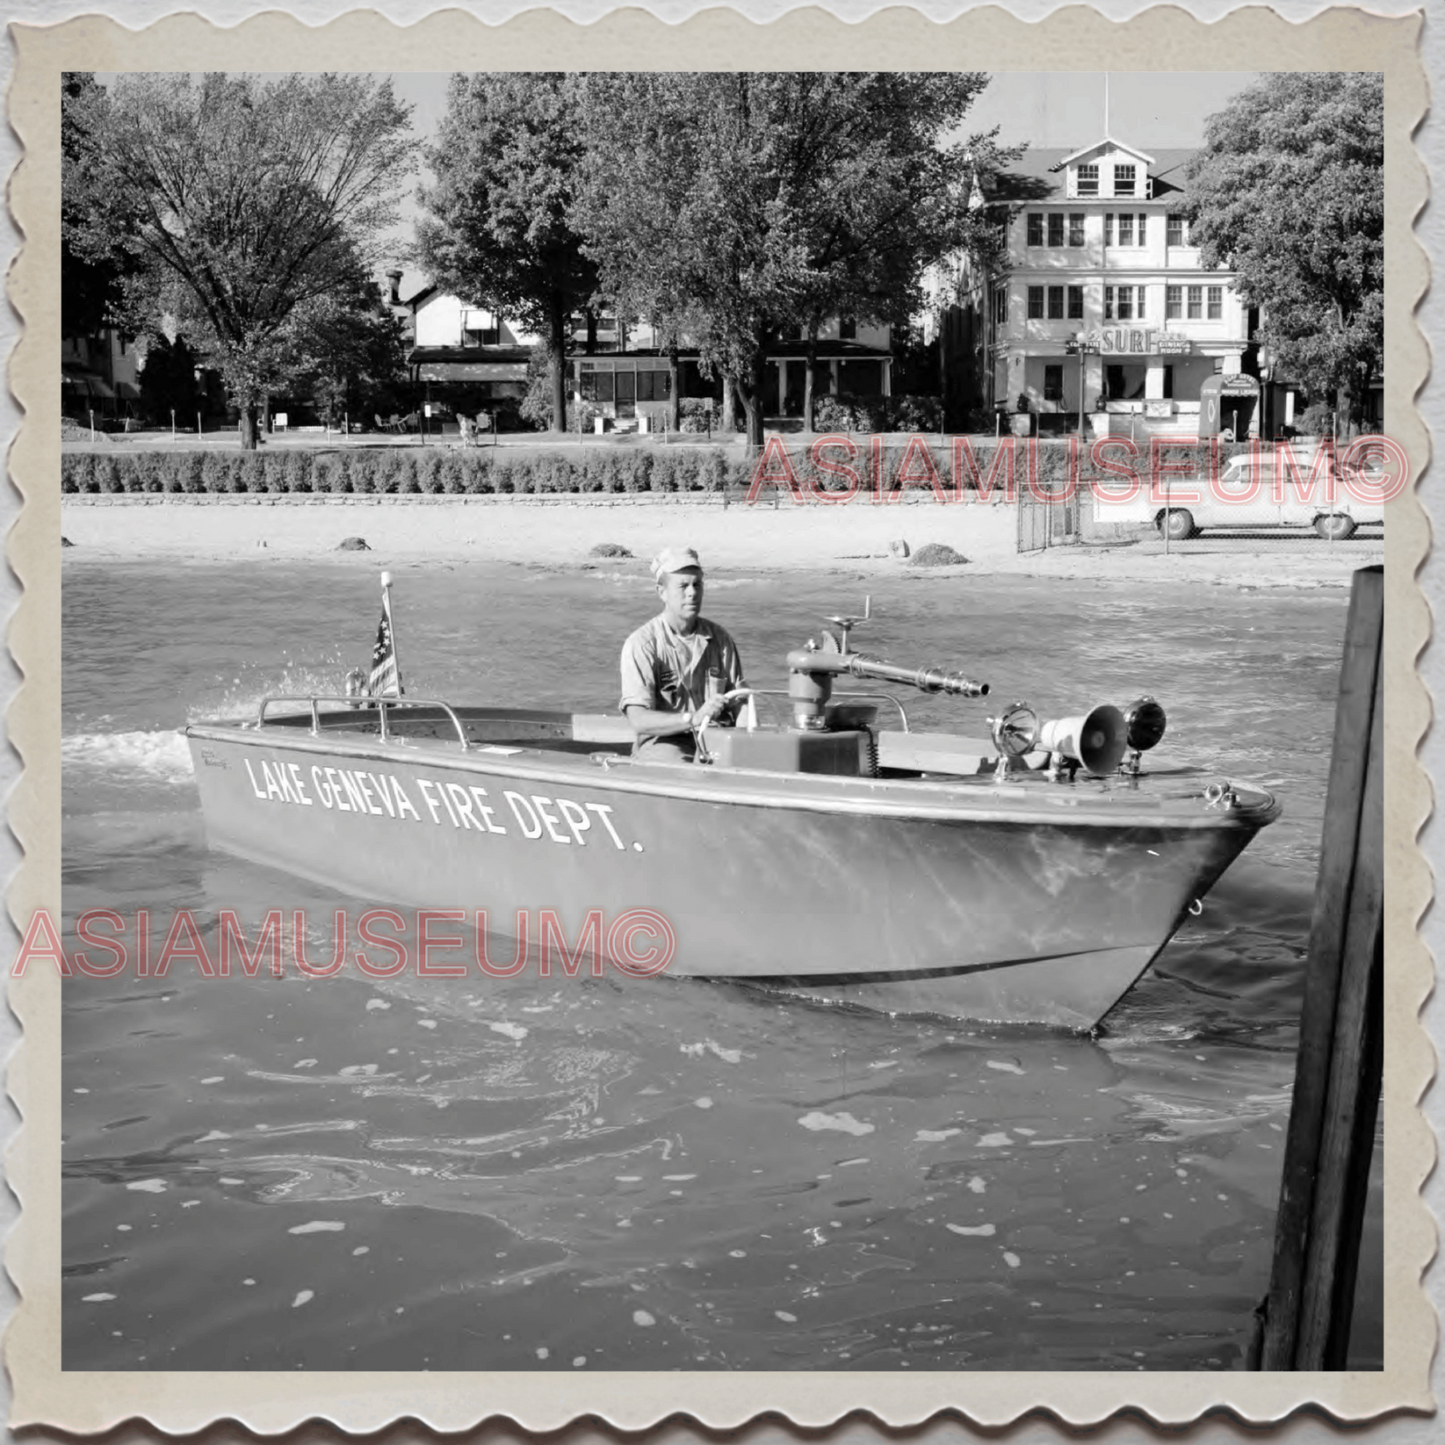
[3, 5, 1433, 1435]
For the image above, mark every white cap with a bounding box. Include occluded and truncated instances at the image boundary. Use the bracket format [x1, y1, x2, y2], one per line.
[651, 547, 702, 578]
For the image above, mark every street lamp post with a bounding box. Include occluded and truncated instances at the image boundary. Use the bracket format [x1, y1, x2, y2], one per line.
[1065, 333, 1099, 442]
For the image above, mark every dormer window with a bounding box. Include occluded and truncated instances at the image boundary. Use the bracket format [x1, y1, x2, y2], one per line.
[1114, 164, 1136, 197]
[1076, 163, 1098, 197]
[461, 308, 499, 346]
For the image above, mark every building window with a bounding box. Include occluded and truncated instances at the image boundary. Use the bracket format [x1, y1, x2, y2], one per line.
[1047, 285, 1065, 320]
[1207, 285, 1223, 320]
[1104, 285, 1115, 320]
[1135, 287, 1146, 319]
[1027, 286, 1045, 319]
[1118, 213, 1134, 247]
[636, 369, 672, 401]
[839, 317, 856, 339]
[1047, 213, 1065, 247]
[992, 289, 1008, 325]
[1137, 213, 1147, 245]
[1068, 213, 1084, 247]
[1117, 287, 1134, 321]
[1166, 285, 1182, 319]
[1027, 213, 1044, 247]
[1167, 214, 1185, 246]
[1043, 364, 1064, 403]
[1067, 285, 1084, 320]
[1114, 164, 1136, 196]
[1163, 364, 1174, 400]
[1187, 285, 1203, 320]
[578, 367, 615, 403]
[1104, 213, 1114, 246]
[1076, 163, 1099, 196]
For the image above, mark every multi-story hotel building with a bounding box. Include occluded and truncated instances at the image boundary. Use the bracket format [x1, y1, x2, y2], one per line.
[983, 139, 1262, 439]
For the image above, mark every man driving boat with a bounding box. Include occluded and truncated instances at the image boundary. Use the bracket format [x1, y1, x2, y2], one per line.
[620, 547, 745, 761]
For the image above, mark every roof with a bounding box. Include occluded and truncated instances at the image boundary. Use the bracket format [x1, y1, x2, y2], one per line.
[984, 146, 1198, 205]
[1056, 137, 1155, 167]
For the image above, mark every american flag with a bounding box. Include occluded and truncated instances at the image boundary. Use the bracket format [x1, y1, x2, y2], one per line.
[367, 590, 402, 696]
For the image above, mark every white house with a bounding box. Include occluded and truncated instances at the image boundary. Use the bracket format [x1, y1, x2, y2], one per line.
[979, 139, 1262, 439]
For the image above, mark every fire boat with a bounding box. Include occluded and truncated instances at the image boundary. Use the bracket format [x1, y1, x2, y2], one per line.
[184, 596, 1279, 1030]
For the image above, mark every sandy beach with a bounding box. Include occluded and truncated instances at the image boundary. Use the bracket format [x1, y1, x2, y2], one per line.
[59, 494, 1385, 588]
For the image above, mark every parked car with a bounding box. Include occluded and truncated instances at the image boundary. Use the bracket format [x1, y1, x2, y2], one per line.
[1097, 444, 1387, 541]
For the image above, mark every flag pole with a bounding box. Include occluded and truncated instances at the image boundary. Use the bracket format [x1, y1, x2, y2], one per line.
[381, 570, 403, 695]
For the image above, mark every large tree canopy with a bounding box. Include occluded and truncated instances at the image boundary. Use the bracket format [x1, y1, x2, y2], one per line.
[61, 73, 130, 341]
[67, 72, 412, 446]
[416, 74, 597, 433]
[1186, 73, 1383, 430]
[576, 72, 1006, 445]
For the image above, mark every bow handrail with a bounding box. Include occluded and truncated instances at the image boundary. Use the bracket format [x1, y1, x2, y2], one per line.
[256, 695, 470, 749]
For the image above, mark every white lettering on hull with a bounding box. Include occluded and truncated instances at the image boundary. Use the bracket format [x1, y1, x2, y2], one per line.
[232, 754, 630, 850]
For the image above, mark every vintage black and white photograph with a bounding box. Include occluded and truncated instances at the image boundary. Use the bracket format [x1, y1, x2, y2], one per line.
[47, 46, 1403, 1395]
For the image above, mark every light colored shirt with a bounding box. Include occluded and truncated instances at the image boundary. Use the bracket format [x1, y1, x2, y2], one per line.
[619, 613, 744, 716]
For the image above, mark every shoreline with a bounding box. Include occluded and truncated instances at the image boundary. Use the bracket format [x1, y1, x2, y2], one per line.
[59, 494, 1383, 589]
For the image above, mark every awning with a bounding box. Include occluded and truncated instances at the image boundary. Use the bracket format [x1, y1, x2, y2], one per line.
[61, 371, 115, 398]
[415, 361, 529, 382]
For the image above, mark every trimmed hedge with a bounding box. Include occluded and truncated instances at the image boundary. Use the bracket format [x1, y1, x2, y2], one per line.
[60, 438, 1254, 499]
[60, 446, 747, 497]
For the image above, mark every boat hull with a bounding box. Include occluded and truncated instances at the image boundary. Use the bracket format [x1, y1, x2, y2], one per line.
[185, 709, 1276, 1029]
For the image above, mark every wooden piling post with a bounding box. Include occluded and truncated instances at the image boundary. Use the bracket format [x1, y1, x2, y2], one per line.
[1257, 564, 1384, 1370]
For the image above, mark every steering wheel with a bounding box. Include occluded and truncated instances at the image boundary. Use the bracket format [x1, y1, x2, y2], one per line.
[692, 688, 756, 762]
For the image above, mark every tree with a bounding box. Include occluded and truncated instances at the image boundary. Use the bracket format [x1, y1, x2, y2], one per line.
[61, 73, 130, 342]
[417, 75, 597, 433]
[65, 73, 412, 448]
[576, 73, 1007, 447]
[286, 278, 410, 429]
[1186, 73, 1383, 432]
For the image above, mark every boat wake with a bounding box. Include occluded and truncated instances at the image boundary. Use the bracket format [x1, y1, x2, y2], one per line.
[62, 730, 195, 784]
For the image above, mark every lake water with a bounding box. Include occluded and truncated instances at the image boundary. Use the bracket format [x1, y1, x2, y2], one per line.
[60, 556, 1381, 1371]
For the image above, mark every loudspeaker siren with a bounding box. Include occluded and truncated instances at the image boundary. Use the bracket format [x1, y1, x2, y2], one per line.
[1039, 703, 1128, 775]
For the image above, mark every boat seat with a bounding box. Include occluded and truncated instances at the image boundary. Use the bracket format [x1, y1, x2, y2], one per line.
[571, 713, 636, 744]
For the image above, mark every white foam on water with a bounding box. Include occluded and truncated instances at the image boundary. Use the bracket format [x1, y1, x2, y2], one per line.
[798, 1111, 873, 1136]
[63, 730, 195, 783]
